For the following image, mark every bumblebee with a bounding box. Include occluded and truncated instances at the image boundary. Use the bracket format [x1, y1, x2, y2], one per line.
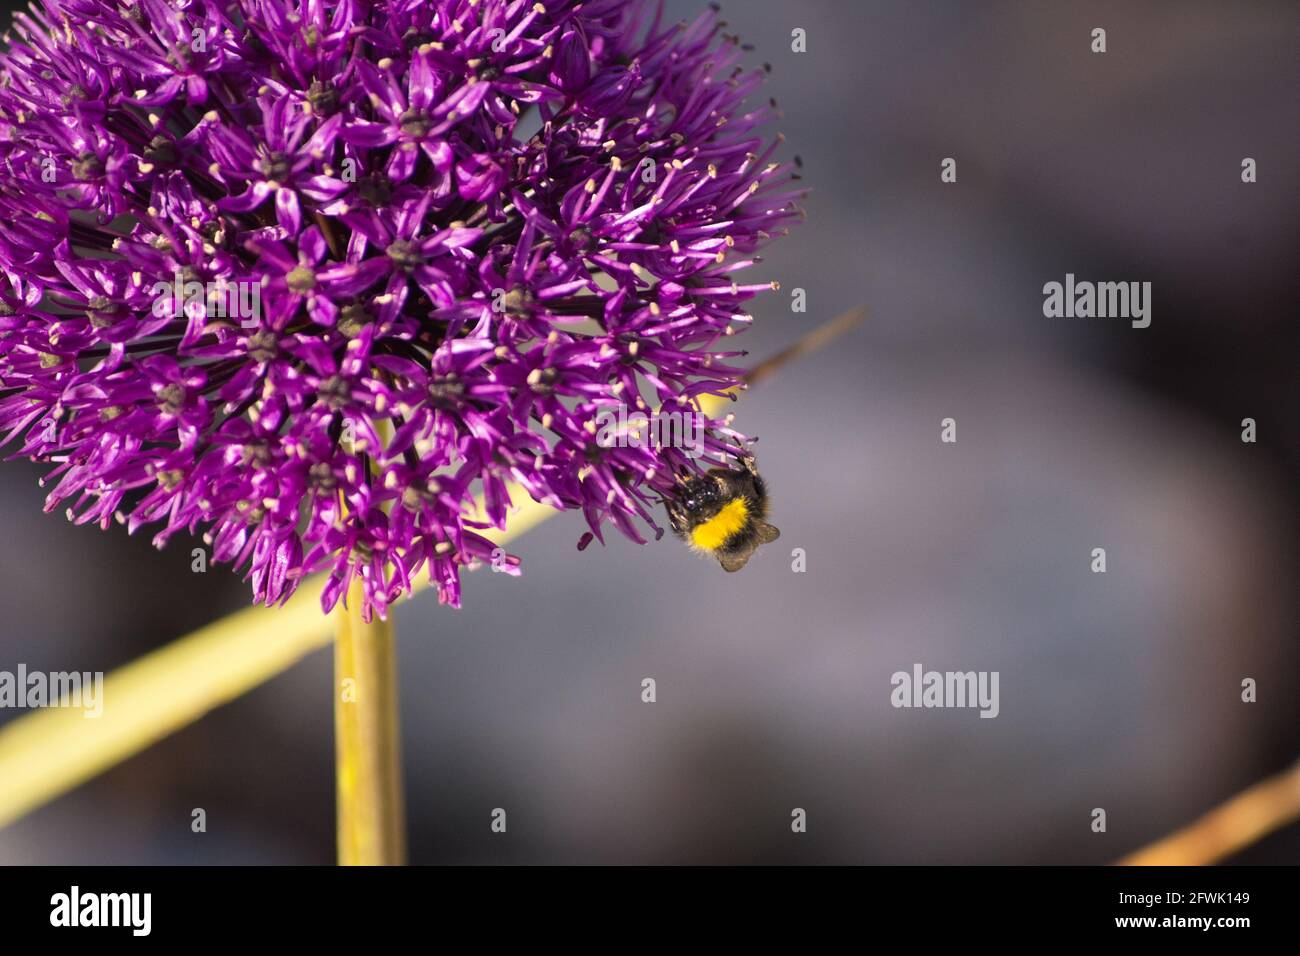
[665, 456, 780, 572]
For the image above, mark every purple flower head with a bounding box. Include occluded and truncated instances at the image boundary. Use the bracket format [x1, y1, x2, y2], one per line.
[0, 0, 802, 619]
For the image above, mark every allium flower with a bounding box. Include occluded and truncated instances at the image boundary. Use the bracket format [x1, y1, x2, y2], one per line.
[0, 0, 801, 618]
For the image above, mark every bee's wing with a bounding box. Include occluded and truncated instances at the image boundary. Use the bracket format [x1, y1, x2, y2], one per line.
[756, 522, 780, 544]
[718, 550, 752, 572]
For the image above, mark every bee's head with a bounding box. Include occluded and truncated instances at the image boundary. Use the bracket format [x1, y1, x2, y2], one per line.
[676, 474, 725, 517]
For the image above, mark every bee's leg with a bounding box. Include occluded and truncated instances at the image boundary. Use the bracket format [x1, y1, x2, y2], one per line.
[665, 503, 686, 535]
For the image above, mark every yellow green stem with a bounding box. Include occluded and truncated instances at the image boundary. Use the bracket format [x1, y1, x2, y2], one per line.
[334, 576, 406, 865]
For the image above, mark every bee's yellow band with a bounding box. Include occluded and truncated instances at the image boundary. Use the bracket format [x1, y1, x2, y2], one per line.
[689, 497, 749, 552]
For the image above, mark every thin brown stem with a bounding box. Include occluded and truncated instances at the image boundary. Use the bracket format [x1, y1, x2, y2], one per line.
[743, 305, 866, 387]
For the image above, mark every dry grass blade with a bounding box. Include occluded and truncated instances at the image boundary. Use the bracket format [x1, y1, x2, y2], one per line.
[1117, 759, 1300, 865]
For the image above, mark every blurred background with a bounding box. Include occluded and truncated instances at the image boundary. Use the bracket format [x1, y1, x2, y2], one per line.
[1, 0, 1297, 864]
